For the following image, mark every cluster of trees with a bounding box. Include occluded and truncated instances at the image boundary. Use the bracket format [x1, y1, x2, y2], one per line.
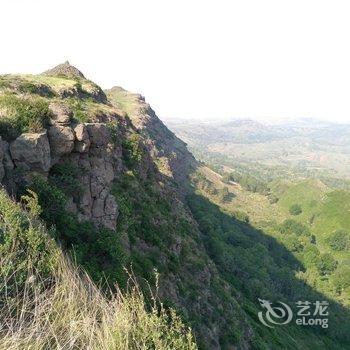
[222, 172, 270, 195]
[187, 193, 350, 347]
[327, 230, 350, 251]
[276, 218, 350, 300]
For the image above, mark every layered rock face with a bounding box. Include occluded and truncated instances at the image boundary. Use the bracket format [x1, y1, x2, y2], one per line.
[1, 102, 120, 230]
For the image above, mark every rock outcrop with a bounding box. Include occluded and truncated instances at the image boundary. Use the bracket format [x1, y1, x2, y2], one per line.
[48, 102, 72, 125]
[3, 116, 120, 230]
[48, 125, 75, 157]
[74, 124, 90, 152]
[42, 62, 107, 103]
[10, 131, 51, 172]
[43, 61, 86, 80]
[106, 86, 197, 188]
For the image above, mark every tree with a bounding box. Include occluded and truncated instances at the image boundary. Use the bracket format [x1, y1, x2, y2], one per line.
[333, 265, 350, 292]
[284, 235, 304, 252]
[289, 204, 302, 216]
[303, 245, 320, 268]
[279, 219, 310, 236]
[316, 253, 338, 276]
[327, 230, 350, 251]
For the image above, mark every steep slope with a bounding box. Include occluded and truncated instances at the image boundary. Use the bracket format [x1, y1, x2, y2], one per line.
[106, 86, 197, 187]
[0, 190, 196, 349]
[107, 86, 350, 349]
[1, 63, 349, 349]
[0, 64, 252, 349]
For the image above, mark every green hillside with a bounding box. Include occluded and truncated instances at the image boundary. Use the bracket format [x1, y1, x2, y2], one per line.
[0, 189, 195, 349]
[1, 64, 350, 349]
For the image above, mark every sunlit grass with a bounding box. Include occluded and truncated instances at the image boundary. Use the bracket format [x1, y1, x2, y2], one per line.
[0, 254, 197, 350]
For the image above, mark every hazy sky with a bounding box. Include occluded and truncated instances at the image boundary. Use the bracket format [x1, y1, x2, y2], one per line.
[1, 0, 350, 122]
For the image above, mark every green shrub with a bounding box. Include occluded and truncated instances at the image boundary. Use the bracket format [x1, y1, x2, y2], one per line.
[289, 203, 302, 216]
[327, 230, 350, 251]
[28, 176, 67, 228]
[302, 244, 320, 267]
[279, 219, 310, 236]
[0, 94, 51, 140]
[218, 186, 233, 203]
[27, 176, 127, 287]
[50, 162, 83, 198]
[0, 189, 59, 294]
[122, 133, 143, 168]
[317, 253, 338, 276]
[333, 265, 350, 292]
[233, 210, 250, 223]
[66, 97, 88, 122]
[283, 235, 304, 252]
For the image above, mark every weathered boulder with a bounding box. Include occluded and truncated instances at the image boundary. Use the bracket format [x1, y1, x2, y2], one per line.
[74, 124, 90, 153]
[10, 131, 51, 172]
[85, 123, 110, 146]
[48, 102, 72, 125]
[48, 125, 75, 156]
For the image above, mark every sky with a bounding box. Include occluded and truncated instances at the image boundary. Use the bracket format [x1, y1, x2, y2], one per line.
[1, 0, 350, 122]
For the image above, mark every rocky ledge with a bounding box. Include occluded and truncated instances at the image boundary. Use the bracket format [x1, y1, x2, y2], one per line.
[0, 101, 119, 230]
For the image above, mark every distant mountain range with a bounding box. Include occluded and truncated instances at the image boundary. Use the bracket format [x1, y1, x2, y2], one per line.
[166, 118, 350, 178]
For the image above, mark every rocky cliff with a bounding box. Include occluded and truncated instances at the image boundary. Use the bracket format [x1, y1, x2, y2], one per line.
[0, 63, 254, 349]
[106, 86, 197, 187]
[1, 63, 348, 350]
[3, 112, 117, 229]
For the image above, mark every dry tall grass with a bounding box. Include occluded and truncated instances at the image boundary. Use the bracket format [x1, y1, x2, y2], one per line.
[0, 255, 197, 350]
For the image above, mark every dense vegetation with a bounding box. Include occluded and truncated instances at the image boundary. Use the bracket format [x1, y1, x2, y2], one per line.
[23, 174, 127, 287]
[0, 190, 196, 349]
[0, 94, 51, 140]
[188, 174, 350, 349]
